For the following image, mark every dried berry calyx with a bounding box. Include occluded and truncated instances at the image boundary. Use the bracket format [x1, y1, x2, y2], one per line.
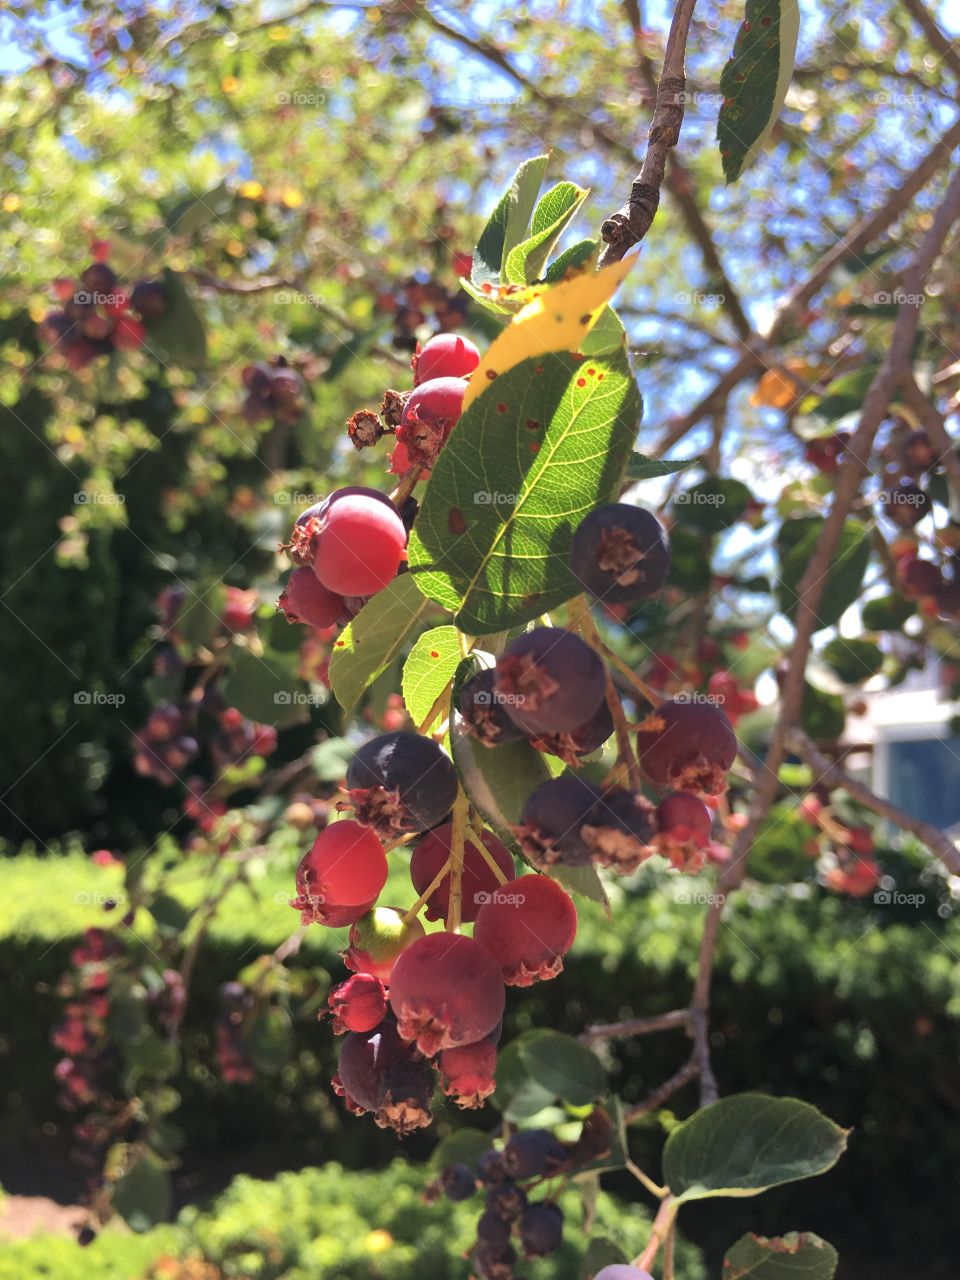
[458, 668, 528, 748]
[345, 408, 384, 450]
[581, 787, 657, 874]
[439, 1036, 498, 1108]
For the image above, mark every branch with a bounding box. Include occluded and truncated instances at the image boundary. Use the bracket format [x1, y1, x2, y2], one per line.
[580, 1009, 690, 1042]
[787, 729, 960, 876]
[625, 1058, 700, 1121]
[598, 0, 699, 266]
[901, 0, 960, 81]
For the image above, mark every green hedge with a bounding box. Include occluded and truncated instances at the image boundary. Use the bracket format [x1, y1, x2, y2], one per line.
[0, 1161, 705, 1280]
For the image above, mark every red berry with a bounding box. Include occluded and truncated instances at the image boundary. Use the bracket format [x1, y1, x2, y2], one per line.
[654, 792, 713, 871]
[473, 875, 577, 986]
[222, 586, 258, 633]
[333, 1019, 433, 1134]
[278, 566, 343, 629]
[439, 1037, 497, 1108]
[495, 628, 606, 735]
[327, 973, 387, 1034]
[636, 700, 737, 795]
[113, 315, 146, 349]
[312, 493, 407, 596]
[397, 376, 467, 467]
[388, 933, 505, 1056]
[410, 823, 514, 923]
[342, 905, 425, 982]
[895, 554, 941, 599]
[413, 333, 481, 385]
[292, 820, 388, 924]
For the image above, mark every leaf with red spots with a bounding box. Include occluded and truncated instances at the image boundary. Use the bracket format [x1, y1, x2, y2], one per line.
[408, 350, 642, 633]
[401, 625, 462, 726]
[717, 0, 800, 182]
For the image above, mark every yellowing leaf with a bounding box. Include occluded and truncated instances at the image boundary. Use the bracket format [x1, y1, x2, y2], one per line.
[750, 367, 803, 410]
[281, 187, 304, 208]
[463, 255, 636, 412]
[238, 180, 264, 200]
[221, 76, 239, 94]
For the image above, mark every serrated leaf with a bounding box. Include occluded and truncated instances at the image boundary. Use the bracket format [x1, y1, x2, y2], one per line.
[663, 1094, 848, 1203]
[776, 518, 870, 632]
[219, 646, 309, 728]
[143, 268, 207, 366]
[626, 452, 698, 480]
[544, 238, 598, 283]
[504, 182, 589, 285]
[401, 626, 461, 725]
[328, 574, 433, 714]
[410, 351, 641, 633]
[723, 1231, 839, 1280]
[462, 254, 636, 412]
[717, 0, 800, 182]
[473, 155, 549, 286]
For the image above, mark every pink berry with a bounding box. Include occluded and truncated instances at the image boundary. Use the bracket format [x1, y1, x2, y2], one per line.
[473, 875, 577, 987]
[410, 824, 514, 923]
[313, 494, 407, 597]
[327, 973, 387, 1034]
[397, 376, 467, 468]
[654, 792, 713, 871]
[635, 700, 737, 795]
[413, 333, 480, 385]
[278, 566, 343, 629]
[292, 820, 388, 924]
[388, 933, 505, 1056]
[439, 1037, 497, 1108]
[342, 905, 425, 982]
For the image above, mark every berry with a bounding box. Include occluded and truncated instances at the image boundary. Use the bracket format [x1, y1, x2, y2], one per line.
[388, 933, 505, 1055]
[531, 697, 614, 764]
[397, 375, 468, 467]
[935, 582, 960, 619]
[113, 315, 146, 350]
[410, 823, 514, 923]
[896, 554, 941, 599]
[473, 875, 577, 986]
[440, 1162, 477, 1201]
[327, 973, 387, 1034]
[311, 492, 407, 596]
[413, 333, 481, 384]
[882, 479, 930, 528]
[342, 905, 425, 982]
[346, 731, 458, 836]
[278, 566, 344, 629]
[291, 820, 388, 924]
[902, 429, 935, 471]
[582, 787, 657, 873]
[495, 628, 606, 735]
[516, 774, 601, 866]
[222, 586, 258, 633]
[478, 1149, 508, 1184]
[636, 700, 737, 795]
[333, 1019, 433, 1134]
[518, 1202, 563, 1258]
[439, 1036, 497, 1108]
[595, 1269, 655, 1280]
[485, 1179, 527, 1220]
[130, 278, 168, 320]
[654, 792, 713, 870]
[287, 488, 397, 568]
[502, 1129, 566, 1180]
[81, 262, 118, 295]
[476, 1211, 512, 1252]
[474, 1243, 517, 1280]
[458, 669, 528, 748]
[569, 504, 670, 603]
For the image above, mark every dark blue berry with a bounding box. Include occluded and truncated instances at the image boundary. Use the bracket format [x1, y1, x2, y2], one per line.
[495, 627, 606, 735]
[569, 503, 670, 603]
[502, 1129, 567, 1180]
[440, 1161, 476, 1201]
[517, 774, 602, 867]
[519, 1202, 564, 1257]
[459, 669, 528, 747]
[485, 1179, 527, 1221]
[346, 731, 458, 836]
[477, 1148, 508, 1184]
[476, 1210, 512, 1251]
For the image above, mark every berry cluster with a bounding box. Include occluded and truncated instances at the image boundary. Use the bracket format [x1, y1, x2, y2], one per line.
[39, 256, 167, 369]
[432, 1115, 615, 1278]
[375, 269, 473, 352]
[214, 982, 257, 1084]
[241, 357, 307, 424]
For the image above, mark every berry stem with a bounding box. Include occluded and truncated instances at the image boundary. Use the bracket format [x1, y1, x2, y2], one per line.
[445, 787, 470, 933]
[471, 829, 511, 887]
[632, 1194, 678, 1272]
[626, 1158, 669, 1201]
[388, 462, 425, 507]
[416, 680, 453, 735]
[401, 855, 453, 925]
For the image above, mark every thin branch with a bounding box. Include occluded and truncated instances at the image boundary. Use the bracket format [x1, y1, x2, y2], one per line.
[787, 729, 960, 875]
[901, 0, 960, 80]
[599, 0, 699, 266]
[580, 1009, 690, 1042]
[625, 1059, 699, 1121]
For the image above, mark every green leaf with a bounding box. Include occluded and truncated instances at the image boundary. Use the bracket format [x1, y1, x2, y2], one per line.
[450, 698, 552, 839]
[776, 518, 871, 632]
[504, 182, 589, 285]
[401, 626, 461, 726]
[551, 861, 611, 911]
[582, 1238, 630, 1277]
[493, 1039, 559, 1119]
[821, 637, 883, 683]
[164, 181, 233, 238]
[310, 737, 355, 783]
[722, 1231, 839, 1280]
[111, 1151, 173, 1232]
[175, 580, 226, 651]
[667, 526, 714, 592]
[220, 646, 309, 729]
[810, 366, 880, 421]
[800, 681, 845, 742]
[544, 238, 598, 283]
[125, 1033, 181, 1078]
[578, 304, 626, 355]
[473, 155, 549, 286]
[626, 452, 699, 481]
[717, 0, 801, 183]
[409, 351, 641, 634]
[662, 1093, 848, 1203]
[143, 268, 207, 366]
[430, 1129, 492, 1172]
[244, 1006, 294, 1074]
[673, 477, 753, 532]
[328, 574, 434, 714]
[861, 593, 914, 630]
[518, 1030, 606, 1106]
